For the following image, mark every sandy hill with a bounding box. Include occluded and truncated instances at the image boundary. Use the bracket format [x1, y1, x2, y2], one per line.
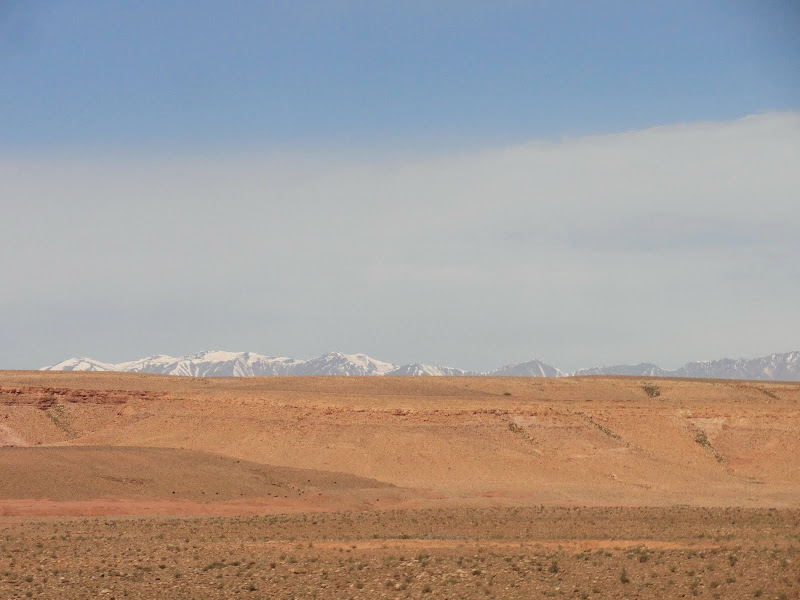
[1, 371, 799, 515]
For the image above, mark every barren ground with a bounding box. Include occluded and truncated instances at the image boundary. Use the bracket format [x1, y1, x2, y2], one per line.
[1, 372, 798, 598]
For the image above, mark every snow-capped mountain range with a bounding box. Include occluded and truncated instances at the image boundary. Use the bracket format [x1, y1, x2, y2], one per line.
[40, 350, 800, 381]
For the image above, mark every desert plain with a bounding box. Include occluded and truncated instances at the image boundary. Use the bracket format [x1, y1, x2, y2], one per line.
[0, 371, 798, 599]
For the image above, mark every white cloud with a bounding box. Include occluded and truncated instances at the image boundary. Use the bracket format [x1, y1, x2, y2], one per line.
[2, 112, 799, 370]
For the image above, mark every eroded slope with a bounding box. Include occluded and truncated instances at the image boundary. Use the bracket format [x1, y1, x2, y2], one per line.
[1, 372, 798, 510]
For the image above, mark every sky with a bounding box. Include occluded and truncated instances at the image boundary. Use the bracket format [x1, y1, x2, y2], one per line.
[1, 1, 799, 372]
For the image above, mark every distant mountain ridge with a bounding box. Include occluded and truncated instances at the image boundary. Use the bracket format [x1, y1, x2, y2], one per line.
[574, 363, 669, 377]
[41, 350, 800, 381]
[486, 360, 565, 378]
[43, 351, 473, 378]
[574, 352, 800, 381]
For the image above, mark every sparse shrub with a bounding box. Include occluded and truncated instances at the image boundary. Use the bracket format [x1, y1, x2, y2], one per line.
[695, 430, 711, 448]
[549, 560, 559, 573]
[758, 387, 779, 399]
[508, 422, 525, 435]
[642, 384, 661, 398]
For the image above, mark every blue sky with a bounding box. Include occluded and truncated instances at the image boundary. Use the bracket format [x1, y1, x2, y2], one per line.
[1, 2, 799, 371]
[2, 1, 798, 151]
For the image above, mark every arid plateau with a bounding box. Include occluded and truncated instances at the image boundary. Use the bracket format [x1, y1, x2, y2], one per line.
[1, 372, 798, 598]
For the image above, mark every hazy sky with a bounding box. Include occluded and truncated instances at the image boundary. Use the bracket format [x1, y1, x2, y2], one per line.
[2, 2, 799, 371]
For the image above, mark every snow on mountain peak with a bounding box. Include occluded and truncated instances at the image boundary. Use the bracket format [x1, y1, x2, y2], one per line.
[487, 359, 566, 378]
[386, 363, 473, 376]
[294, 352, 397, 376]
[41, 357, 118, 372]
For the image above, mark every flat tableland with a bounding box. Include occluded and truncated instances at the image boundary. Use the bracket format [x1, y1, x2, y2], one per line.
[1, 372, 798, 598]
